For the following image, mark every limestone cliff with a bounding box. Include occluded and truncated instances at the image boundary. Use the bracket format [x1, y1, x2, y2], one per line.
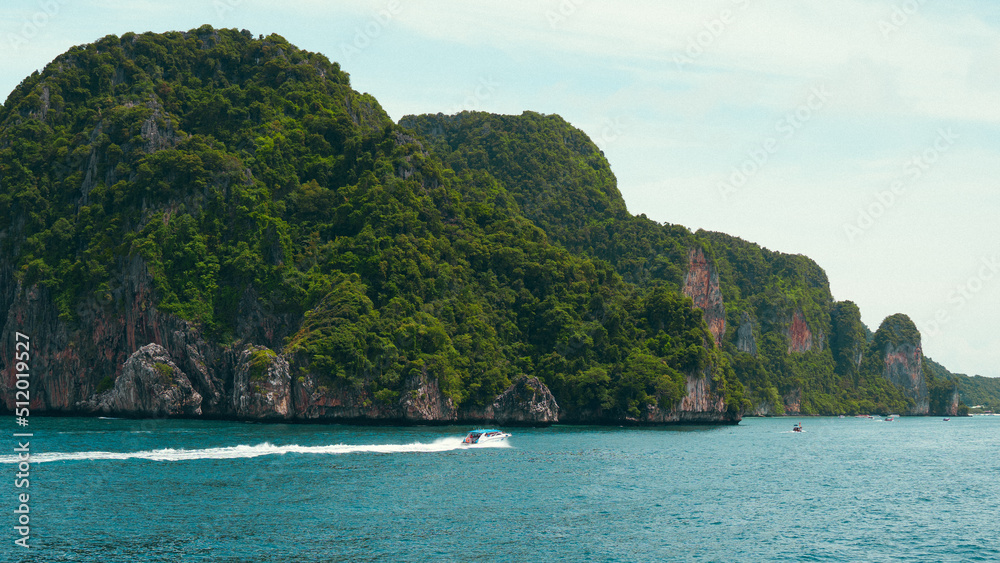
[882, 342, 927, 414]
[869, 314, 928, 415]
[81, 343, 202, 417]
[786, 309, 814, 353]
[682, 248, 725, 346]
[399, 369, 458, 422]
[0, 263, 560, 425]
[0, 257, 224, 414]
[230, 345, 293, 420]
[735, 312, 757, 355]
[560, 368, 738, 425]
[463, 376, 559, 425]
[782, 388, 803, 415]
[641, 372, 736, 424]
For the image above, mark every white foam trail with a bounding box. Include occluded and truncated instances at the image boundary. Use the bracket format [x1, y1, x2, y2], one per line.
[0, 437, 510, 464]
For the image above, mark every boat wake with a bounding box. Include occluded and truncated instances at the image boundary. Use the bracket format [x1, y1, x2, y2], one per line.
[0, 437, 510, 464]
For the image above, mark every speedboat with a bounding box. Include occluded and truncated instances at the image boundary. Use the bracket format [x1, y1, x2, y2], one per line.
[462, 429, 511, 445]
[792, 423, 803, 432]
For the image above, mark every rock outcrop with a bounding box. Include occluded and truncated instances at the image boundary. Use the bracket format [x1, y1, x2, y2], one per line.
[564, 371, 738, 425]
[641, 375, 735, 423]
[0, 257, 226, 414]
[682, 248, 725, 346]
[291, 372, 397, 421]
[230, 345, 293, 420]
[488, 376, 559, 425]
[782, 388, 803, 415]
[400, 369, 457, 422]
[82, 343, 202, 417]
[871, 314, 928, 415]
[882, 342, 927, 414]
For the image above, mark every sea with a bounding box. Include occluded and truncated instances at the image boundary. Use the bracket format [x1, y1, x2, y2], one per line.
[2, 415, 998, 562]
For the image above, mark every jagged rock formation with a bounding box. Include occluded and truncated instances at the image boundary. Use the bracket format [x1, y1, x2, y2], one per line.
[682, 248, 725, 346]
[869, 314, 928, 415]
[400, 370, 458, 422]
[82, 343, 202, 417]
[231, 345, 293, 420]
[882, 343, 926, 413]
[640, 373, 735, 424]
[0, 256, 224, 413]
[490, 376, 559, 424]
[783, 388, 803, 415]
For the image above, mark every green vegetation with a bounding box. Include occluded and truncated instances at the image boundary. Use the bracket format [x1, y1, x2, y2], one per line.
[403, 111, 960, 416]
[0, 27, 739, 421]
[249, 348, 277, 381]
[153, 362, 174, 384]
[96, 376, 115, 394]
[2, 26, 996, 419]
[925, 357, 999, 412]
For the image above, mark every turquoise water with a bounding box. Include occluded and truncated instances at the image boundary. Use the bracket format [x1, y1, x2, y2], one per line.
[2, 416, 998, 562]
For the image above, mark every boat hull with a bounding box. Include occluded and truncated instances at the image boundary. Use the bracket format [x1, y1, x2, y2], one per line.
[462, 429, 511, 445]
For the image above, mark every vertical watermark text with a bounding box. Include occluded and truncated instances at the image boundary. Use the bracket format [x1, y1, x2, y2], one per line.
[11, 332, 32, 549]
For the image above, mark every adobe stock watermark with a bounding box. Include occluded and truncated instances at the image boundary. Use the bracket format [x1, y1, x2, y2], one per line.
[340, 0, 402, 62]
[879, 0, 931, 39]
[214, 0, 244, 19]
[842, 128, 958, 242]
[922, 250, 1000, 337]
[4, 0, 66, 53]
[546, 0, 586, 28]
[443, 76, 500, 115]
[674, 0, 752, 72]
[594, 116, 626, 153]
[718, 84, 832, 201]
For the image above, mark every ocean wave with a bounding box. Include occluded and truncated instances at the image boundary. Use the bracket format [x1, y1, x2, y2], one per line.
[0, 437, 509, 464]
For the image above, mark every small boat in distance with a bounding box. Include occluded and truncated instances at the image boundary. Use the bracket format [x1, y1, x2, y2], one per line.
[792, 423, 803, 432]
[462, 429, 511, 445]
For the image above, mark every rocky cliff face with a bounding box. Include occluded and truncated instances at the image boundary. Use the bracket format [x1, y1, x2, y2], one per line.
[883, 343, 928, 414]
[463, 376, 559, 425]
[0, 257, 225, 414]
[945, 388, 959, 417]
[399, 369, 458, 422]
[231, 345, 293, 420]
[786, 309, 814, 353]
[783, 388, 803, 415]
[491, 376, 559, 424]
[0, 265, 571, 424]
[682, 248, 725, 346]
[735, 312, 757, 355]
[641, 372, 737, 424]
[562, 370, 738, 424]
[871, 314, 929, 415]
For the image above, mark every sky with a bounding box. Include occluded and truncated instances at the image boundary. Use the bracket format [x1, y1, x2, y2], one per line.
[1, 0, 998, 377]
